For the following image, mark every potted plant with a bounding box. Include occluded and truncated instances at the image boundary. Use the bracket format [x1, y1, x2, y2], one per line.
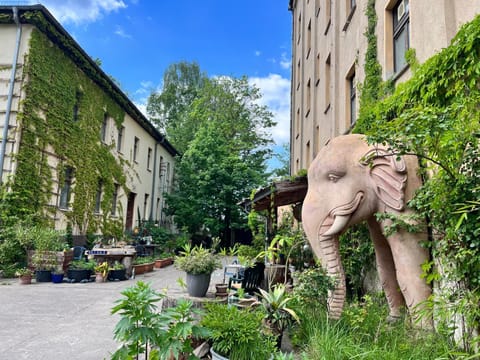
[154, 252, 174, 268]
[94, 261, 109, 282]
[258, 284, 299, 349]
[15, 267, 33, 285]
[174, 244, 221, 297]
[31, 253, 56, 282]
[201, 303, 277, 360]
[108, 261, 127, 281]
[25, 225, 67, 282]
[67, 260, 95, 283]
[132, 256, 155, 275]
[51, 265, 65, 284]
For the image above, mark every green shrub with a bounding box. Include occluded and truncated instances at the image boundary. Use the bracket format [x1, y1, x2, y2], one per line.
[201, 303, 277, 360]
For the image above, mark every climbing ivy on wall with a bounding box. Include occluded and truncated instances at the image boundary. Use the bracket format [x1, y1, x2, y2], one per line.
[4, 28, 128, 237]
[353, 12, 480, 345]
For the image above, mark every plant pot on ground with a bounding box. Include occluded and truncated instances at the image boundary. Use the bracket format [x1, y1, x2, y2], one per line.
[51, 266, 65, 283]
[174, 244, 221, 297]
[94, 261, 109, 283]
[108, 261, 127, 281]
[132, 256, 155, 275]
[67, 260, 95, 283]
[15, 268, 33, 285]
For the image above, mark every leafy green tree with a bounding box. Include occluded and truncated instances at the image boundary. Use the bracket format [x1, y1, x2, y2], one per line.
[146, 61, 207, 154]
[165, 76, 275, 245]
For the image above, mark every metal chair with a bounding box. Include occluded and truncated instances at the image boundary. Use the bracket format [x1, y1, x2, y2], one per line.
[73, 246, 86, 261]
[228, 262, 265, 295]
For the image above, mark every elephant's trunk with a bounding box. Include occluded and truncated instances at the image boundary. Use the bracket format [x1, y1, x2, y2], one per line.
[318, 233, 346, 319]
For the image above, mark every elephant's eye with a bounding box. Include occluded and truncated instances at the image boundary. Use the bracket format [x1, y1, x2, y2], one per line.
[328, 173, 343, 183]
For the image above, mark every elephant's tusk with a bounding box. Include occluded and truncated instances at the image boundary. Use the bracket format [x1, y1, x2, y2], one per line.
[321, 215, 350, 237]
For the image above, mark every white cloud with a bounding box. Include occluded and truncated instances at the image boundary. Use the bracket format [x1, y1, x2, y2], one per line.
[280, 52, 291, 70]
[33, 0, 127, 25]
[249, 74, 291, 146]
[255, 50, 261, 56]
[114, 25, 132, 38]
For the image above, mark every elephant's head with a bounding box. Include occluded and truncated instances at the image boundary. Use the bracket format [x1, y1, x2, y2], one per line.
[302, 134, 408, 318]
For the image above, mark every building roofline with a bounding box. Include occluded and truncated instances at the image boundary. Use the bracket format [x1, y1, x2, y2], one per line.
[0, 4, 179, 157]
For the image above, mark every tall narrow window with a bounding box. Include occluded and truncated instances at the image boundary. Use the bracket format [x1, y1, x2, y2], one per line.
[73, 91, 81, 122]
[95, 180, 102, 214]
[315, 0, 321, 17]
[117, 126, 124, 152]
[348, 70, 357, 124]
[325, 54, 331, 111]
[147, 147, 152, 170]
[306, 78, 311, 117]
[143, 194, 149, 220]
[59, 167, 73, 209]
[101, 114, 108, 142]
[297, 60, 301, 90]
[111, 184, 119, 216]
[297, 13, 302, 44]
[133, 137, 139, 162]
[315, 53, 321, 86]
[393, 0, 410, 72]
[325, 0, 331, 32]
[307, 19, 312, 59]
[159, 156, 164, 179]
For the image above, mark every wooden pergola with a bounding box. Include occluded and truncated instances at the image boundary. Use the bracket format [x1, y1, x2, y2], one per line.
[240, 176, 308, 238]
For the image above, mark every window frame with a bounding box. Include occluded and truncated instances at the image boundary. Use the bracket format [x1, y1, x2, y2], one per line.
[392, 0, 410, 73]
[59, 167, 73, 210]
[133, 137, 139, 162]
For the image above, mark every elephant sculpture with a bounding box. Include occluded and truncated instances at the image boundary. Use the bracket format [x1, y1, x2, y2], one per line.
[302, 134, 431, 323]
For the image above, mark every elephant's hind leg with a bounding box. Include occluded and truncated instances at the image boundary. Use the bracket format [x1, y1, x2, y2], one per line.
[368, 219, 406, 318]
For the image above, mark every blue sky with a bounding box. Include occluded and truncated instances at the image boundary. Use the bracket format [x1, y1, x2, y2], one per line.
[27, 0, 292, 153]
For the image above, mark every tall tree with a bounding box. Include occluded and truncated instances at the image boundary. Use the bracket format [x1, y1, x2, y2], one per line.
[146, 62, 207, 154]
[165, 76, 275, 244]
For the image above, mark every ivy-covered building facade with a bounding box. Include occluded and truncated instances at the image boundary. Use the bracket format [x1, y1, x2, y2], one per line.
[0, 5, 178, 239]
[288, 0, 480, 174]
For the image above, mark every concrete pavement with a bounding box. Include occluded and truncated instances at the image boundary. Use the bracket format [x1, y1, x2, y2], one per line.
[0, 262, 226, 360]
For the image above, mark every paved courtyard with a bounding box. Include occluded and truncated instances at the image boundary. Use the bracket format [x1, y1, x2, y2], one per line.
[0, 262, 226, 360]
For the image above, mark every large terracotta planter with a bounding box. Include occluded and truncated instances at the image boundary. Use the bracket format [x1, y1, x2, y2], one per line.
[186, 273, 211, 297]
[19, 275, 32, 285]
[154, 258, 173, 268]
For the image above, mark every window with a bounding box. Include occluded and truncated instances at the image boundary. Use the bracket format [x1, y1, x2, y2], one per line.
[73, 91, 81, 122]
[315, 0, 321, 17]
[159, 156, 164, 179]
[307, 19, 312, 59]
[306, 78, 311, 117]
[147, 148, 152, 170]
[325, 0, 331, 33]
[59, 167, 73, 209]
[325, 54, 331, 112]
[348, 70, 357, 124]
[297, 60, 301, 90]
[296, 108, 300, 139]
[101, 114, 108, 142]
[315, 53, 320, 86]
[111, 184, 119, 216]
[117, 126, 124, 152]
[297, 13, 302, 44]
[133, 137, 139, 162]
[393, 0, 410, 73]
[143, 194, 149, 220]
[95, 180, 102, 213]
[344, 0, 357, 30]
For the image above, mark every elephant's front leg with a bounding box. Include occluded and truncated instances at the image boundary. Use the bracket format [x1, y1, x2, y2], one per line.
[368, 218, 405, 319]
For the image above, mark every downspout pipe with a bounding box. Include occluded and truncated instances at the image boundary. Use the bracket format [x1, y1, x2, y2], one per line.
[0, 7, 22, 184]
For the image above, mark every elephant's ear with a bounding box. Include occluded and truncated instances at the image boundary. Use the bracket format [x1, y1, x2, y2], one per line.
[361, 148, 407, 211]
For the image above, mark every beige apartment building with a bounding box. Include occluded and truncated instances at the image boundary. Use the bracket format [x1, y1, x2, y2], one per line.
[0, 5, 177, 237]
[289, 0, 480, 174]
